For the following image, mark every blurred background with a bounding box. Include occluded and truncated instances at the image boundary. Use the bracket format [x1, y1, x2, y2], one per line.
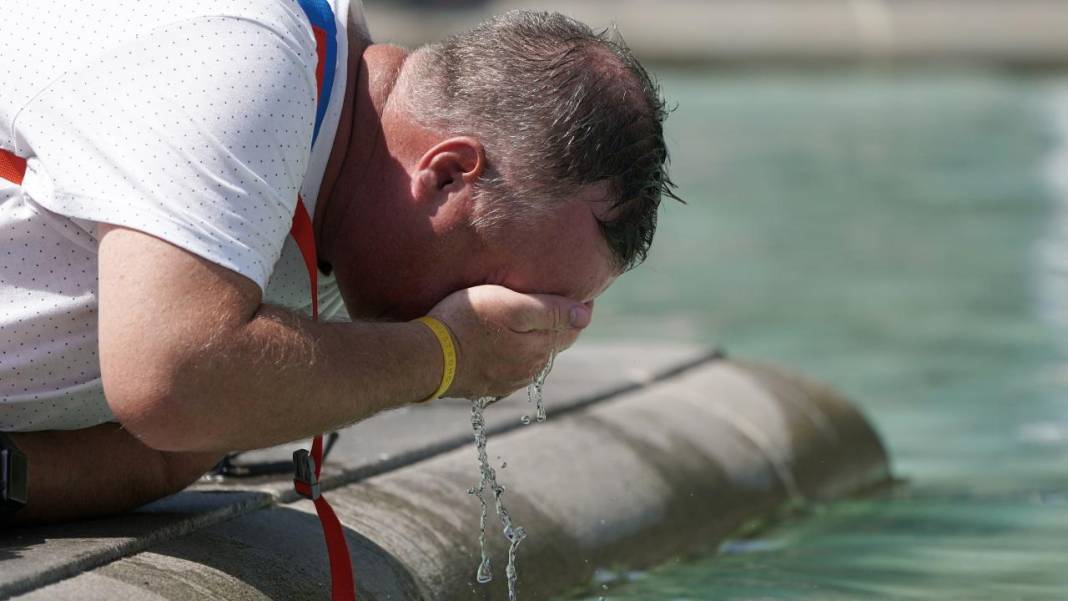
[369, 2, 1068, 599]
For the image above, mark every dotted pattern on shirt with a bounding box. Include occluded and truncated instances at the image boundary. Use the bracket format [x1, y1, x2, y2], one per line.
[0, 0, 337, 431]
[0, 189, 104, 430]
[15, 9, 318, 289]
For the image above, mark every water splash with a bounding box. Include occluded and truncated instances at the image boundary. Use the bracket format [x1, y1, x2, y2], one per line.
[528, 344, 555, 423]
[469, 346, 557, 600]
[469, 396, 526, 599]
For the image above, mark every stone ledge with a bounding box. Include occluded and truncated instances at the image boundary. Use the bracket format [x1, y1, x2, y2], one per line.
[4, 347, 890, 600]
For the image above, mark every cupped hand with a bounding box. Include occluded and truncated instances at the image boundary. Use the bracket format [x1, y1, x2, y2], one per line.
[428, 285, 592, 399]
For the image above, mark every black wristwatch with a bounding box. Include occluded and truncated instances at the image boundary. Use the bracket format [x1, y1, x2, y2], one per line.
[0, 433, 28, 514]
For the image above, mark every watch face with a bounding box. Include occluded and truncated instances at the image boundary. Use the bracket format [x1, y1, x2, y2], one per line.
[1, 446, 28, 507]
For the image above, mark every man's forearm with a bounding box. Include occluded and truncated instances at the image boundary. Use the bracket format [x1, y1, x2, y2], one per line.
[97, 226, 585, 455]
[106, 306, 442, 453]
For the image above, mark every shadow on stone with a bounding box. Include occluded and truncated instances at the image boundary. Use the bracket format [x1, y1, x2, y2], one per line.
[88, 504, 423, 601]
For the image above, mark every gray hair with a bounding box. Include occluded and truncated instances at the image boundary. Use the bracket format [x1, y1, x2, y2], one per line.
[398, 10, 680, 271]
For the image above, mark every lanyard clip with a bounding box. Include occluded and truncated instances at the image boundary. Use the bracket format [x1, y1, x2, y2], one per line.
[292, 449, 321, 500]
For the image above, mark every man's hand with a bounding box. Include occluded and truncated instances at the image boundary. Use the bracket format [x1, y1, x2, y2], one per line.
[428, 285, 592, 399]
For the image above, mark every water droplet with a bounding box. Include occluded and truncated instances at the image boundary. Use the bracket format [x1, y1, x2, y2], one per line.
[476, 558, 493, 584]
[520, 415, 531, 425]
[500, 461, 507, 469]
[593, 568, 617, 584]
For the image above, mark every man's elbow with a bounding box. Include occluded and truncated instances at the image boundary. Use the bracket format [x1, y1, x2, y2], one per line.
[102, 364, 216, 453]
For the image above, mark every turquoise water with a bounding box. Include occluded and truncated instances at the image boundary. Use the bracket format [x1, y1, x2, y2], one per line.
[567, 70, 1068, 599]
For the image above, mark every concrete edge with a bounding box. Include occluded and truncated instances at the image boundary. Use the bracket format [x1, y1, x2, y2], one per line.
[336, 359, 891, 600]
[13, 358, 890, 600]
[0, 493, 273, 600]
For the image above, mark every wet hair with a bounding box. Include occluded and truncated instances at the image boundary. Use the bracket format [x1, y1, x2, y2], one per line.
[399, 10, 681, 271]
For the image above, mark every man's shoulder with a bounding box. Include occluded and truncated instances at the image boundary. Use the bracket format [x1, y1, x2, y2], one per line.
[138, 0, 321, 58]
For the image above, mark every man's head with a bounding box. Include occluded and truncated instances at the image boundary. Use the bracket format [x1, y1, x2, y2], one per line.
[328, 10, 679, 320]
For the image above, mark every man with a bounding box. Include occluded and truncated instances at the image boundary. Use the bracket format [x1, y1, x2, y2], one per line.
[0, 1, 676, 524]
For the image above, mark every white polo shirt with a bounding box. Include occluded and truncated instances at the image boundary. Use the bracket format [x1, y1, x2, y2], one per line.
[0, 0, 362, 431]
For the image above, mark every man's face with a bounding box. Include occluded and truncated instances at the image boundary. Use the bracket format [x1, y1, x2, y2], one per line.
[474, 195, 620, 309]
[328, 103, 620, 321]
[336, 191, 619, 323]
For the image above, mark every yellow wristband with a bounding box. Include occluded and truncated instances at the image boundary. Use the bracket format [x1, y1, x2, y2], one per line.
[414, 316, 456, 403]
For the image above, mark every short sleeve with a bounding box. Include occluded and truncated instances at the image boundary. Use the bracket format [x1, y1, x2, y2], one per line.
[15, 13, 319, 291]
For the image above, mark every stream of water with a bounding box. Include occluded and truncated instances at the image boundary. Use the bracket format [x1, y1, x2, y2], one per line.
[468, 350, 556, 600]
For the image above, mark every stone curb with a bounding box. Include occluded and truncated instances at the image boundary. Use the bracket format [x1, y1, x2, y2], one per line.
[11, 359, 889, 600]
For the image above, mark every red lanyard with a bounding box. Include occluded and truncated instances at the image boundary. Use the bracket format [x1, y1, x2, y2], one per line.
[290, 195, 358, 601]
[0, 150, 26, 185]
[287, 1, 359, 593]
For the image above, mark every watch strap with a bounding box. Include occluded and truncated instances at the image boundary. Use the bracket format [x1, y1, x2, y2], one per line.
[0, 433, 28, 512]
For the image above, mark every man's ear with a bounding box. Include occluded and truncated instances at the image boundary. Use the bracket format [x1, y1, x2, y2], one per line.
[411, 136, 486, 204]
